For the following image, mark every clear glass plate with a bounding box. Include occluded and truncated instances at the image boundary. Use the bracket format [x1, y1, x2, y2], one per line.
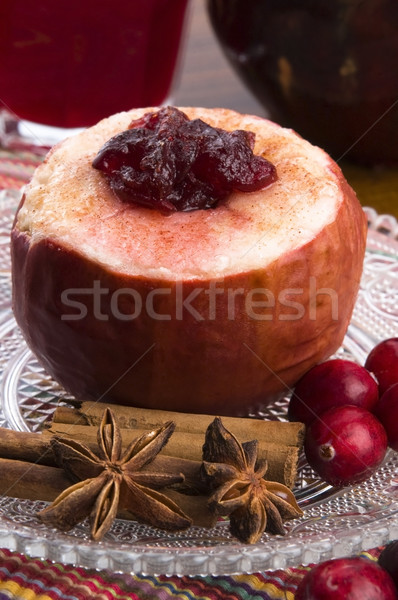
[0, 189, 397, 576]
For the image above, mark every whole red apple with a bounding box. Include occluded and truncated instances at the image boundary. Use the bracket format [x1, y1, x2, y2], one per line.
[295, 557, 397, 599]
[11, 107, 367, 415]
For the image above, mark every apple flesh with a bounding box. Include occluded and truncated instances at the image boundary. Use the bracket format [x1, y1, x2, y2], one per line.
[11, 107, 367, 415]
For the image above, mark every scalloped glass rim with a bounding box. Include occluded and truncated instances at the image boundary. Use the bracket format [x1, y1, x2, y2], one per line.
[0, 189, 397, 576]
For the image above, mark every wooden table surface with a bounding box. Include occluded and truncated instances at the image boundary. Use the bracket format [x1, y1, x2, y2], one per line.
[174, 1, 398, 220]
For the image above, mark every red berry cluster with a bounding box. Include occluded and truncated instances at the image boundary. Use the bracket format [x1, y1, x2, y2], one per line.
[288, 337, 398, 487]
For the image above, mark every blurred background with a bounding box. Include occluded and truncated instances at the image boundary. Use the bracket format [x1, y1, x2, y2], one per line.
[175, 1, 398, 219]
[174, 1, 266, 115]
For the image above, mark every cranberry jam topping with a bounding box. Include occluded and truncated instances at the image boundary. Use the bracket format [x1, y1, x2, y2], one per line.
[92, 107, 277, 212]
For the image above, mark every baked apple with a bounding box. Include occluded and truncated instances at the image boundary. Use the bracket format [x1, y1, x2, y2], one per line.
[11, 106, 367, 415]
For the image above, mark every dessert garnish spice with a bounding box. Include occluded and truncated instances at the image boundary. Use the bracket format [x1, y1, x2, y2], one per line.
[201, 417, 303, 544]
[38, 408, 191, 540]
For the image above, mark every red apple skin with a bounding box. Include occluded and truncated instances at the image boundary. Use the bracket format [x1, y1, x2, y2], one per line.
[295, 557, 397, 600]
[10, 108, 367, 416]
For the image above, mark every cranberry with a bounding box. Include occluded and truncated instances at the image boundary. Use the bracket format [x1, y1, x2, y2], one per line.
[365, 338, 398, 396]
[374, 383, 398, 451]
[92, 106, 277, 212]
[378, 540, 398, 591]
[288, 359, 379, 426]
[295, 556, 397, 600]
[304, 405, 387, 487]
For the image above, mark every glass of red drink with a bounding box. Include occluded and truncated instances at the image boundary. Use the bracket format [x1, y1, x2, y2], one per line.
[0, 0, 190, 152]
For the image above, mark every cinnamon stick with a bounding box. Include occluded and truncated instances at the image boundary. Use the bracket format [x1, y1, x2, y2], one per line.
[0, 427, 204, 492]
[0, 428, 57, 466]
[0, 457, 70, 501]
[0, 457, 215, 528]
[47, 415, 303, 489]
[54, 402, 304, 447]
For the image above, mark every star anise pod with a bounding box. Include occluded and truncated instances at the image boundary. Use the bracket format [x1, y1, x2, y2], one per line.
[38, 408, 191, 540]
[201, 417, 303, 544]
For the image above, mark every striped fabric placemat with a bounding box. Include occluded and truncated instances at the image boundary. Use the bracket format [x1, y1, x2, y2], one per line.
[0, 547, 382, 600]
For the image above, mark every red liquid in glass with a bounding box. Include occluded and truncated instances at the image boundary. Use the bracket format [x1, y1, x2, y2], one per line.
[0, 0, 188, 128]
